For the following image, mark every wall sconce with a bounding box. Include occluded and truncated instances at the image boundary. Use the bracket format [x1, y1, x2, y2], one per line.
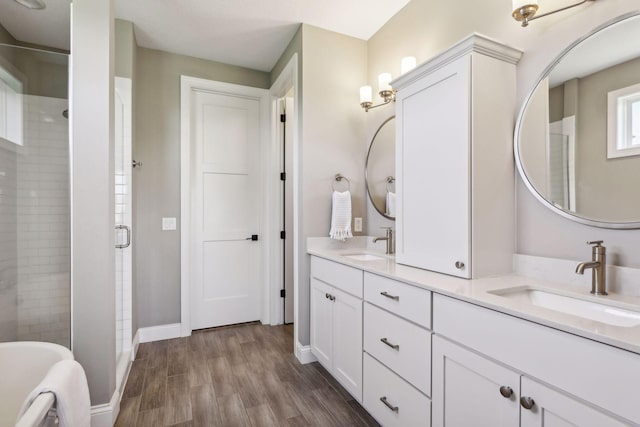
[512, 0, 596, 27]
[360, 57, 416, 112]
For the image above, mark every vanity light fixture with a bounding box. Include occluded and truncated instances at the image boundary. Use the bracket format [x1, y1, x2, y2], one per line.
[360, 73, 396, 112]
[512, 0, 596, 27]
[360, 57, 418, 112]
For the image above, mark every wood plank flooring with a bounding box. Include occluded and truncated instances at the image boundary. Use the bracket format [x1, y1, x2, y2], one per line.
[116, 323, 380, 427]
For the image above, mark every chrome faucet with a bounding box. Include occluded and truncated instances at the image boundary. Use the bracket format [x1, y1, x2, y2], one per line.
[373, 227, 394, 255]
[575, 240, 607, 295]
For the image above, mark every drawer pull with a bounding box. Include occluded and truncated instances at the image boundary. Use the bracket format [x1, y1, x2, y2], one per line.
[380, 396, 399, 413]
[520, 396, 535, 410]
[499, 386, 513, 398]
[380, 337, 400, 351]
[380, 291, 400, 301]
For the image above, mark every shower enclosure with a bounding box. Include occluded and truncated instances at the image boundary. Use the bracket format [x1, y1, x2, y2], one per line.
[0, 44, 71, 347]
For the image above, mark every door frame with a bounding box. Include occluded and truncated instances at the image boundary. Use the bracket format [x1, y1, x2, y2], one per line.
[180, 76, 270, 336]
[269, 55, 300, 341]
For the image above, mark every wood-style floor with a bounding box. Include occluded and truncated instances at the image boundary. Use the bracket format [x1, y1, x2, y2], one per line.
[115, 322, 380, 426]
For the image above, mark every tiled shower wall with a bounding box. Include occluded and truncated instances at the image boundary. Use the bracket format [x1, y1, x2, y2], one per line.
[0, 144, 18, 342]
[16, 95, 70, 347]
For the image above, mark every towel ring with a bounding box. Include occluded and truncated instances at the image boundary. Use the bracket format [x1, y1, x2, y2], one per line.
[386, 176, 395, 193]
[332, 174, 351, 191]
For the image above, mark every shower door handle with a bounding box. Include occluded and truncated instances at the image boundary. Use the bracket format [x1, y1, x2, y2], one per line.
[115, 225, 131, 249]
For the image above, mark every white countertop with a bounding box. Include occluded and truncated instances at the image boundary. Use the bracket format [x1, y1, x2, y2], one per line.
[307, 242, 640, 355]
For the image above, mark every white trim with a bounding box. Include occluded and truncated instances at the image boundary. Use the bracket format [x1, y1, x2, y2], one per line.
[138, 323, 182, 343]
[90, 389, 120, 427]
[295, 342, 317, 365]
[269, 54, 299, 342]
[131, 329, 140, 361]
[180, 76, 270, 336]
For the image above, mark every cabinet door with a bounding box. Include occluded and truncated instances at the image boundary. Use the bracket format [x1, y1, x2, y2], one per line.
[396, 55, 471, 278]
[310, 278, 333, 369]
[520, 377, 629, 427]
[332, 286, 363, 401]
[432, 335, 520, 427]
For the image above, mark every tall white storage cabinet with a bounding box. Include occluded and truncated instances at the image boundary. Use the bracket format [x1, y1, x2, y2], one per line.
[393, 34, 522, 279]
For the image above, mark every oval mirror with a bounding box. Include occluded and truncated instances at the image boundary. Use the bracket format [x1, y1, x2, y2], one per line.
[366, 116, 396, 220]
[515, 12, 640, 229]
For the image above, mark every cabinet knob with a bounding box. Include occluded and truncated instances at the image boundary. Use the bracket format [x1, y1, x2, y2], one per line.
[520, 396, 535, 410]
[499, 386, 513, 398]
[329, 294, 335, 301]
[455, 261, 465, 270]
[325, 293, 329, 299]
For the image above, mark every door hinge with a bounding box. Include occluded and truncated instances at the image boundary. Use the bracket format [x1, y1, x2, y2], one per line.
[280, 230, 286, 239]
[280, 114, 286, 123]
[280, 172, 286, 181]
[280, 289, 286, 298]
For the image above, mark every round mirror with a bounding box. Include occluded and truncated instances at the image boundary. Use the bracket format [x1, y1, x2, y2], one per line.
[366, 116, 396, 220]
[515, 12, 640, 229]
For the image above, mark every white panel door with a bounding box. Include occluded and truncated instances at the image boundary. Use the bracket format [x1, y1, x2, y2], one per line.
[432, 335, 520, 427]
[520, 377, 629, 427]
[332, 286, 363, 401]
[310, 278, 333, 368]
[191, 89, 261, 330]
[396, 56, 471, 278]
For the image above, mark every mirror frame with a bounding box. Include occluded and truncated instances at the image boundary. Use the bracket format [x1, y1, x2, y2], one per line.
[365, 115, 396, 220]
[514, 11, 640, 230]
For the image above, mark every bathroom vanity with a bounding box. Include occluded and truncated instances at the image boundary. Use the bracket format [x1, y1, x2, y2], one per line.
[308, 247, 640, 427]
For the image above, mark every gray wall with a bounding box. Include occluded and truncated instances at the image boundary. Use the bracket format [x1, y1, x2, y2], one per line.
[71, 0, 116, 406]
[296, 24, 367, 345]
[133, 47, 269, 328]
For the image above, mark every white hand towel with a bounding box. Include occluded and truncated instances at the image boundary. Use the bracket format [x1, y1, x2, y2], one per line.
[329, 190, 353, 241]
[386, 191, 396, 217]
[17, 360, 91, 427]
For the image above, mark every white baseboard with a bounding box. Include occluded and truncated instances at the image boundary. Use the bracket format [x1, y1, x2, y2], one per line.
[295, 342, 317, 364]
[138, 323, 182, 343]
[131, 329, 140, 360]
[90, 389, 120, 427]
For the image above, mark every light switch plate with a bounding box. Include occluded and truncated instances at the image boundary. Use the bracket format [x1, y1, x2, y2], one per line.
[162, 217, 177, 231]
[354, 217, 363, 232]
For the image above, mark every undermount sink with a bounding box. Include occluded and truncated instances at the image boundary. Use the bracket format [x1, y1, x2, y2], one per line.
[342, 253, 387, 262]
[488, 287, 640, 328]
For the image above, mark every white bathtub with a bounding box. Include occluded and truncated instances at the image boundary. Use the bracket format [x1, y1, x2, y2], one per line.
[0, 341, 73, 427]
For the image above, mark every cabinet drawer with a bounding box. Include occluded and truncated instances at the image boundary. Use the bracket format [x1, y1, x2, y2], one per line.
[310, 256, 363, 298]
[434, 294, 640, 425]
[364, 353, 431, 427]
[364, 272, 432, 328]
[364, 303, 431, 395]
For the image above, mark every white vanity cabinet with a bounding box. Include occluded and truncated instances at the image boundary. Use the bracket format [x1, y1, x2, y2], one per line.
[432, 294, 640, 426]
[392, 34, 522, 279]
[309, 257, 363, 401]
[362, 272, 433, 426]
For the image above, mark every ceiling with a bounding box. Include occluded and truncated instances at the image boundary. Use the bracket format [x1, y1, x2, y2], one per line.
[0, 0, 411, 72]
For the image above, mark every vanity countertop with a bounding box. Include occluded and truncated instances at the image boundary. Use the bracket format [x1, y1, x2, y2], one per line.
[308, 245, 640, 355]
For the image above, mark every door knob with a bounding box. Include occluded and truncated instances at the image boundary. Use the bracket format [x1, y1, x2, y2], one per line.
[499, 386, 513, 398]
[520, 396, 535, 410]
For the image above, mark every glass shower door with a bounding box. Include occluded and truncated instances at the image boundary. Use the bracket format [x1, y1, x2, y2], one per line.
[114, 77, 132, 389]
